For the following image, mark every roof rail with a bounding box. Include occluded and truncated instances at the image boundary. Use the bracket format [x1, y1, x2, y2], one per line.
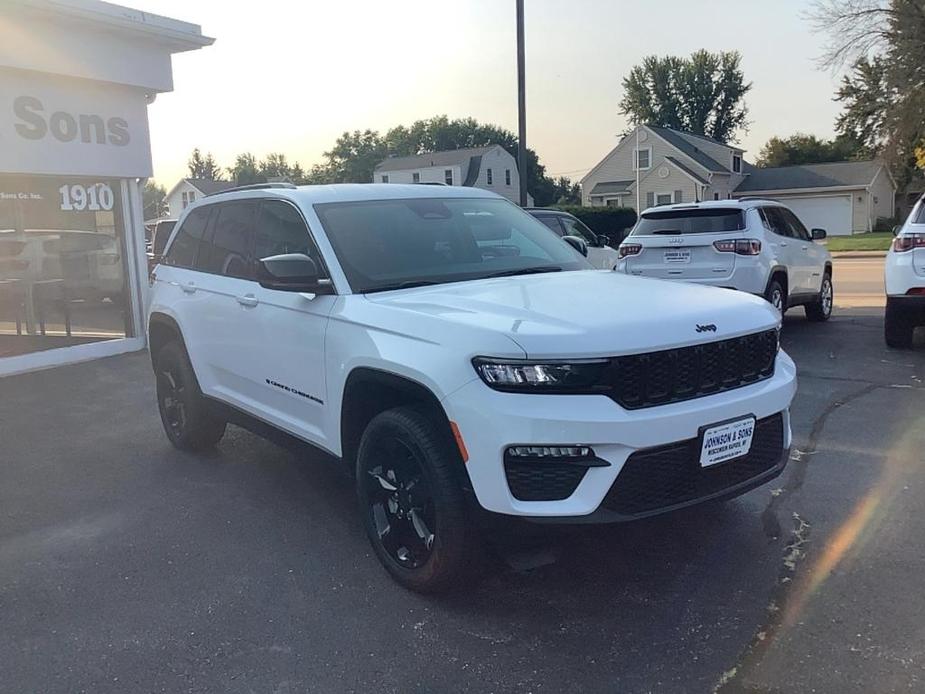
[735, 196, 781, 203]
[415, 181, 448, 186]
[205, 182, 297, 197]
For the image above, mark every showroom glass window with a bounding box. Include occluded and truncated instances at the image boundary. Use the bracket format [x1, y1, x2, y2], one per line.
[0, 175, 133, 358]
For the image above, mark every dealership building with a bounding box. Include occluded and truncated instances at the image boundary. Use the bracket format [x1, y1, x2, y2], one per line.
[0, 0, 211, 376]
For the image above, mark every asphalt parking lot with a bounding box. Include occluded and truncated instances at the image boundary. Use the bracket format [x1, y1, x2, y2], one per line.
[2, 257, 924, 694]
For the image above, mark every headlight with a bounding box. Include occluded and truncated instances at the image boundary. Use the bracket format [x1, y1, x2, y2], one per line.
[472, 357, 608, 392]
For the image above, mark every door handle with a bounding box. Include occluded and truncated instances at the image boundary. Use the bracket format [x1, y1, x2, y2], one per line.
[779, 242, 788, 247]
[236, 294, 259, 308]
[180, 281, 197, 294]
[801, 245, 809, 251]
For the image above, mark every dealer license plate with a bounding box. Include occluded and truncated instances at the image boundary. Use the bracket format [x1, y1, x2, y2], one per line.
[699, 416, 755, 468]
[663, 249, 691, 263]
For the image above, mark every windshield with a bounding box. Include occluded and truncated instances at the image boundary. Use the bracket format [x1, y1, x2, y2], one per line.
[314, 197, 591, 293]
[630, 208, 746, 235]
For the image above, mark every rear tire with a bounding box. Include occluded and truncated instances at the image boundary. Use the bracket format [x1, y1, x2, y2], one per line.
[885, 299, 915, 349]
[765, 278, 787, 315]
[805, 273, 833, 322]
[154, 341, 226, 451]
[356, 406, 481, 593]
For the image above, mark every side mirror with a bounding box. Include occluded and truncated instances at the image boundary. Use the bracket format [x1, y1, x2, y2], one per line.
[257, 253, 325, 292]
[811, 228, 827, 240]
[562, 235, 589, 257]
[595, 232, 610, 248]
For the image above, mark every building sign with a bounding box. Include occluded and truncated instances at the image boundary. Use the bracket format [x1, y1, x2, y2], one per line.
[0, 69, 152, 179]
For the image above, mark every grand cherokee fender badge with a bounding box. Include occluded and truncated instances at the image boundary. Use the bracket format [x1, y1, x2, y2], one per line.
[695, 324, 717, 333]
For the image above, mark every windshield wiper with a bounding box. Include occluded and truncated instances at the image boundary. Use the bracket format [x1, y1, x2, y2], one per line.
[365, 280, 440, 294]
[484, 266, 563, 279]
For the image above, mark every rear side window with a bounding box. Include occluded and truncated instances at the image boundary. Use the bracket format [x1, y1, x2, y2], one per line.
[164, 206, 212, 269]
[152, 220, 177, 256]
[914, 201, 925, 224]
[630, 208, 745, 235]
[760, 207, 794, 238]
[199, 201, 257, 279]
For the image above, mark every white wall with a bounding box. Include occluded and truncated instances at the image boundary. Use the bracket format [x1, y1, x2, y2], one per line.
[470, 147, 520, 203]
[165, 180, 201, 219]
[378, 164, 463, 186]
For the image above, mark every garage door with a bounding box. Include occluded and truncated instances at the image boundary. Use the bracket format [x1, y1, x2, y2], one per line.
[773, 195, 853, 236]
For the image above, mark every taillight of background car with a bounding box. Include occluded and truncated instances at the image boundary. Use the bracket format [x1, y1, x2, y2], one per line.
[618, 244, 642, 259]
[892, 234, 925, 252]
[713, 239, 762, 255]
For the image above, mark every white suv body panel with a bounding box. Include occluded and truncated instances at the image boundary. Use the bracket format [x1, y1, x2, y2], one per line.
[617, 200, 832, 302]
[149, 184, 796, 519]
[885, 197, 925, 296]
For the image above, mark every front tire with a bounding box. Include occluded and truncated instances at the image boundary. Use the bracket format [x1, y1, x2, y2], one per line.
[805, 273, 834, 322]
[885, 298, 915, 349]
[356, 406, 480, 593]
[154, 341, 226, 451]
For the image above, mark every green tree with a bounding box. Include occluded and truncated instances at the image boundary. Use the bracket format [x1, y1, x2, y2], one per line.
[187, 148, 221, 180]
[142, 180, 167, 219]
[619, 50, 751, 143]
[813, 0, 925, 184]
[227, 152, 262, 185]
[756, 133, 865, 167]
[259, 152, 294, 180]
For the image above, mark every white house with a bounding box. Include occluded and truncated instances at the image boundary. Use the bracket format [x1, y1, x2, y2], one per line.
[373, 145, 530, 204]
[581, 125, 895, 235]
[164, 178, 234, 219]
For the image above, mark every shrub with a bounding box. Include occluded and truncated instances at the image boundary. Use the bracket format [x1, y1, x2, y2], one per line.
[874, 216, 900, 233]
[552, 205, 637, 244]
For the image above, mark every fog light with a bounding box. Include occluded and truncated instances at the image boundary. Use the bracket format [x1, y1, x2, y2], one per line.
[506, 445, 592, 459]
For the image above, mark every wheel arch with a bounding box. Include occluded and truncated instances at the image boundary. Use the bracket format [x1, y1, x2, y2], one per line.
[148, 312, 185, 368]
[764, 266, 789, 297]
[340, 367, 458, 477]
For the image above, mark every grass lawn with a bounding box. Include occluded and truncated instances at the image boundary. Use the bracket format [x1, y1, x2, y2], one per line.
[824, 231, 893, 252]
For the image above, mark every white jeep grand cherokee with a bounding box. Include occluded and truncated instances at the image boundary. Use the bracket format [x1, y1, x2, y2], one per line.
[148, 183, 796, 592]
[884, 194, 925, 348]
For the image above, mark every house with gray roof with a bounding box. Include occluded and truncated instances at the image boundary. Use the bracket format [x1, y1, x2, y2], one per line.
[581, 125, 896, 235]
[374, 144, 530, 204]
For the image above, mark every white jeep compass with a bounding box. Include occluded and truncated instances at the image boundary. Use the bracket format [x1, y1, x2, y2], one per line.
[148, 183, 796, 592]
[617, 199, 834, 320]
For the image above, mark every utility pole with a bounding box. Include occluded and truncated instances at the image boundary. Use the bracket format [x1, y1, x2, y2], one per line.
[516, 0, 527, 207]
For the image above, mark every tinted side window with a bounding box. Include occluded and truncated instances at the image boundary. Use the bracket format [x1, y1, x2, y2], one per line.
[781, 208, 811, 241]
[255, 200, 319, 261]
[534, 215, 565, 236]
[152, 220, 177, 256]
[164, 207, 211, 268]
[560, 216, 597, 244]
[759, 207, 791, 237]
[200, 201, 257, 279]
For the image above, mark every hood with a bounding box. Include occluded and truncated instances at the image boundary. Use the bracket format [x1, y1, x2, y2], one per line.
[365, 270, 780, 358]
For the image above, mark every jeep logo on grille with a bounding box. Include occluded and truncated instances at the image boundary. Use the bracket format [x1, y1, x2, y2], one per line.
[695, 324, 717, 333]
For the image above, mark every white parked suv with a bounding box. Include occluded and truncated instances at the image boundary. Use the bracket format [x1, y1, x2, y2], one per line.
[148, 183, 796, 592]
[884, 194, 925, 348]
[617, 200, 834, 321]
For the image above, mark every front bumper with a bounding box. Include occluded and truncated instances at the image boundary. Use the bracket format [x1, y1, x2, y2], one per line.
[443, 350, 796, 519]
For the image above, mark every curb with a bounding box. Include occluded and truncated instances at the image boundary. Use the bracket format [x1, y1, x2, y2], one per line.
[830, 251, 888, 259]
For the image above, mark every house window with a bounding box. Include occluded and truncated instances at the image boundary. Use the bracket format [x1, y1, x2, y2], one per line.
[486, 168, 493, 185]
[656, 193, 673, 206]
[505, 169, 511, 186]
[732, 155, 742, 173]
[381, 174, 389, 183]
[181, 191, 189, 209]
[444, 169, 453, 185]
[714, 192, 720, 200]
[412, 173, 420, 184]
[188, 192, 195, 204]
[634, 147, 652, 170]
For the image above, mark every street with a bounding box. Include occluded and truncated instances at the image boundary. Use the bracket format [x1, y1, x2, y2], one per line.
[2, 256, 924, 693]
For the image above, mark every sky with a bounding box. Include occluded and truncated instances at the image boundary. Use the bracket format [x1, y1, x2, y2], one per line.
[142, 0, 844, 188]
